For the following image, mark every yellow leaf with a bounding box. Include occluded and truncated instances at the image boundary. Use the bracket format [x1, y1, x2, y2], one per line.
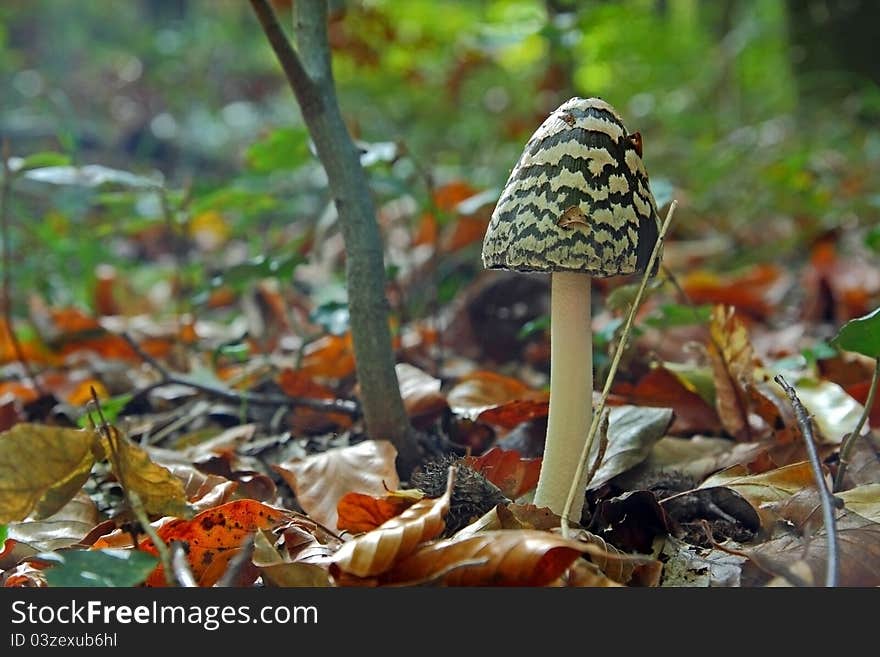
[104, 426, 191, 519]
[839, 484, 880, 523]
[0, 424, 100, 523]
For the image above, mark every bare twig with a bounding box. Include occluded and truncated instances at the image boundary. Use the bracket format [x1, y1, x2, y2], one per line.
[834, 357, 879, 492]
[89, 387, 177, 586]
[582, 408, 610, 492]
[169, 541, 198, 587]
[774, 374, 839, 587]
[215, 535, 256, 588]
[120, 331, 359, 416]
[1, 141, 42, 393]
[561, 200, 677, 538]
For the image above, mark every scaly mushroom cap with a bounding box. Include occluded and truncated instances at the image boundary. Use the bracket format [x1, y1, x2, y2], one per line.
[482, 97, 661, 276]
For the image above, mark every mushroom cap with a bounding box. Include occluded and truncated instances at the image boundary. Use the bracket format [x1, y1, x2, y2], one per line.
[482, 97, 661, 276]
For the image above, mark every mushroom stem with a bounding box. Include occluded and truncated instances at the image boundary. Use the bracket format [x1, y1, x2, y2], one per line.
[533, 270, 593, 520]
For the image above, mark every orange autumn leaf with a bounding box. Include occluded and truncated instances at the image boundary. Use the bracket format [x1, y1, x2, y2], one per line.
[395, 363, 447, 420]
[0, 320, 51, 366]
[476, 399, 549, 430]
[379, 529, 597, 586]
[682, 263, 785, 320]
[433, 181, 478, 212]
[140, 499, 290, 587]
[447, 370, 546, 420]
[278, 369, 353, 432]
[463, 447, 541, 499]
[336, 490, 424, 534]
[442, 214, 491, 253]
[330, 469, 454, 579]
[299, 333, 356, 379]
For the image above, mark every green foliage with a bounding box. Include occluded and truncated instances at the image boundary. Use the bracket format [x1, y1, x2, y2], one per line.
[832, 307, 880, 359]
[41, 549, 158, 587]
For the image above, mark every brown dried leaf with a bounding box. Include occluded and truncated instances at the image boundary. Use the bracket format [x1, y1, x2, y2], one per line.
[7, 491, 99, 552]
[699, 461, 818, 528]
[395, 363, 447, 420]
[330, 469, 454, 578]
[707, 305, 758, 441]
[380, 529, 597, 586]
[273, 440, 399, 531]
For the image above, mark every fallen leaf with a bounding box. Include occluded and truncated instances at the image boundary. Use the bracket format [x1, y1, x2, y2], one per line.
[447, 370, 546, 421]
[790, 378, 865, 444]
[102, 426, 191, 519]
[337, 490, 424, 534]
[41, 549, 158, 587]
[707, 305, 759, 441]
[682, 264, 787, 320]
[587, 406, 674, 490]
[743, 509, 880, 587]
[624, 435, 768, 481]
[252, 529, 332, 587]
[658, 536, 746, 587]
[141, 499, 291, 587]
[699, 461, 818, 528]
[330, 469, 454, 579]
[380, 529, 597, 586]
[395, 363, 447, 420]
[3, 560, 49, 587]
[0, 424, 99, 523]
[839, 484, 880, 523]
[611, 366, 722, 436]
[278, 369, 353, 433]
[273, 440, 399, 531]
[299, 333, 356, 379]
[589, 490, 669, 553]
[476, 399, 550, 430]
[463, 447, 541, 499]
[7, 491, 99, 552]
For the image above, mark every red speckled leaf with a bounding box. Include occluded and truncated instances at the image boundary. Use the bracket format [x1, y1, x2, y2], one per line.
[140, 499, 291, 587]
[463, 447, 541, 499]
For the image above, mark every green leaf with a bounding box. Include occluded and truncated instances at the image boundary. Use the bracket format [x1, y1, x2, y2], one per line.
[644, 304, 712, 329]
[866, 226, 880, 253]
[77, 393, 132, 429]
[0, 524, 6, 546]
[212, 254, 303, 292]
[10, 152, 72, 172]
[23, 164, 162, 189]
[41, 548, 158, 587]
[246, 127, 311, 173]
[0, 424, 100, 523]
[518, 315, 550, 340]
[832, 307, 880, 358]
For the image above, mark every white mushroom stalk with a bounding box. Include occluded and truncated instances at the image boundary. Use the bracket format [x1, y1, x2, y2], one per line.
[481, 97, 661, 522]
[536, 271, 593, 519]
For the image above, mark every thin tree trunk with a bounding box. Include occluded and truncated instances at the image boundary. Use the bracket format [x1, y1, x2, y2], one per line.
[249, 0, 420, 476]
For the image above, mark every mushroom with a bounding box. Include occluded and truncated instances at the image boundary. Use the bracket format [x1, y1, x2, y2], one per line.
[481, 97, 661, 521]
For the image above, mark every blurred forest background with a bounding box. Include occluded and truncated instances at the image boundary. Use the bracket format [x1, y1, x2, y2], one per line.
[2, 0, 878, 320]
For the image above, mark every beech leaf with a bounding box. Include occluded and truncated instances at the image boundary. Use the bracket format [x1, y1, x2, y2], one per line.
[0, 424, 100, 523]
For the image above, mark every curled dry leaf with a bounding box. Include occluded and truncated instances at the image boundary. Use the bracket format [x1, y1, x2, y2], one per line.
[336, 490, 424, 534]
[252, 529, 332, 587]
[380, 529, 599, 587]
[139, 499, 292, 587]
[707, 305, 760, 441]
[274, 440, 399, 531]
[330, 468, 454, 579]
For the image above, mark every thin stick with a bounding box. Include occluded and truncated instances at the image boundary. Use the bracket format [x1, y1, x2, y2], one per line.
[774, 374, 839, 587]
[561, 200, 677, 538]
[582, 408, 610, 491]
[0, 141, 42, 393]
[834, 357, 879, 492]
[120, 332, 360, 416]
[169, 541, 198, 587]
[215, 535, 256, 588]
